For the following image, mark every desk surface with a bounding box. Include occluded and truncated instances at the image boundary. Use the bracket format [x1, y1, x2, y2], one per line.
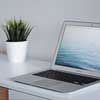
[0, 54, 100, 100]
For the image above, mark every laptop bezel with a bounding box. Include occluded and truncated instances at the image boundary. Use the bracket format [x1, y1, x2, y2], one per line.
[51, 20, 100, 78]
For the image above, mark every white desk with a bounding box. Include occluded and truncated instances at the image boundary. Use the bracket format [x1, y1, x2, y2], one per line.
[0, 54, 100, 100]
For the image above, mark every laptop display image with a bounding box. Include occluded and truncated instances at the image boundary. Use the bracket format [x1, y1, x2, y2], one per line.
[12, 21, 100, 93]
[55, 25, 100, 72]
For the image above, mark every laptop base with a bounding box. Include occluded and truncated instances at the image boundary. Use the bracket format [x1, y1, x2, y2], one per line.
[12, 70, 99, 93]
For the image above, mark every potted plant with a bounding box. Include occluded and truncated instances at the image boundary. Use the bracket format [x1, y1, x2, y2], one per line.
[2, 18, 33, 63]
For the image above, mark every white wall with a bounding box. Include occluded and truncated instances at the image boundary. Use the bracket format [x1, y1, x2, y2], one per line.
[0, 0, 100, 61]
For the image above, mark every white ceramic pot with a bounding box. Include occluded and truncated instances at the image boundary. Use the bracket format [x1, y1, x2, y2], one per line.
[6, 41, 28, 63]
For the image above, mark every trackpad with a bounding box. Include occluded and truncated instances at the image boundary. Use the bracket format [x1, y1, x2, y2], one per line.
[52, 82, 83, 92]
[30, 79, 83, 93]
[31, 78, 61, 87]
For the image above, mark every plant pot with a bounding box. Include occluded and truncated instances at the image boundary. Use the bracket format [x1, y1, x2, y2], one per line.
[6, 41, 28, 63]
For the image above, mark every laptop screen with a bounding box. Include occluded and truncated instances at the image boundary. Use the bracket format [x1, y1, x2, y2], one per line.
[55, 25, 100, 72]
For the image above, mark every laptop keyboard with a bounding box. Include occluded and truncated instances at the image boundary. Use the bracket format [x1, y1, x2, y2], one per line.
[34, 70, 99, 85]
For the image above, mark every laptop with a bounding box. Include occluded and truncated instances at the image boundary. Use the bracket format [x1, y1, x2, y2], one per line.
[12, 21, 100, 93]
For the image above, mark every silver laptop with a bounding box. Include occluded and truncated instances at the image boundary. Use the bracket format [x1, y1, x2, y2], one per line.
[12, 21, 100, 93]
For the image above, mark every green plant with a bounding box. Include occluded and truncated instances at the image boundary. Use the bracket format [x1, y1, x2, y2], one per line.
[2, 18, 33, 42]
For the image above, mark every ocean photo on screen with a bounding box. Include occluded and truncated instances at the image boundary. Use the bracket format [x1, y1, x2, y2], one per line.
[55, 25, 100, 72]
